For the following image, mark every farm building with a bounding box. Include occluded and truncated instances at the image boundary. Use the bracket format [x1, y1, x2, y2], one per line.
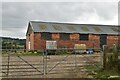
[26, 21, 120, 50]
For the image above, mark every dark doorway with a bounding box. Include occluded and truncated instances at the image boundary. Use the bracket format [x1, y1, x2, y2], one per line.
[100, 34, 107, 48]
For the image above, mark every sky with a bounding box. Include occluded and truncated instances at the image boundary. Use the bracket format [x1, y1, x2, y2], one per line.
[1, 1, 119, 39]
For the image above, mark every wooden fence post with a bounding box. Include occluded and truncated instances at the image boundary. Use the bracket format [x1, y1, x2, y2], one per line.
[113, 44, 118, 61]
[103, 45, 108, 70]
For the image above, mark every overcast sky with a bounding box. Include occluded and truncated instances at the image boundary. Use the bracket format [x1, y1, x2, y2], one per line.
[1, 2, 118, 39]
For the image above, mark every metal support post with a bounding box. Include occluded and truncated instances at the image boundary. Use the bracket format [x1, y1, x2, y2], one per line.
[43, 50, 47, 76]
[75, 50, 77, 68]
[45, 50, 47, 74]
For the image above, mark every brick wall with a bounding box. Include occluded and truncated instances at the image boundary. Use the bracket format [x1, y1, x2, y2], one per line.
[34, 32, 46, 50]
[34, 32, 41, 50]
[26, 35, 29, 49]
[89, 34, 99, 48]
[26, 32, 34, 50]
[52, 33, 59, 40]
[30, 32, 34, 49]
[57, 34, 100, 48]
[70, 33, 79, 40]
[107, 35, 120, 46]
[26, 32, 120, 50]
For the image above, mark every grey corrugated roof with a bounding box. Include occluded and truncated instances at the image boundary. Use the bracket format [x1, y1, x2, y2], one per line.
[28, 21, 120, 35]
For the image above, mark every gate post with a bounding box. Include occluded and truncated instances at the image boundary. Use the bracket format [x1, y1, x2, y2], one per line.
[103, 45, 108, 70]
[43, 50, 45, 75]
[43, 50, 47, 76]
[7, 50, 10, 76]
[100, 48, 103, 68]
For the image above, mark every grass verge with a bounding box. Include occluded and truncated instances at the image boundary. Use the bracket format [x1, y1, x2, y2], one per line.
[85, 63, 120, 79]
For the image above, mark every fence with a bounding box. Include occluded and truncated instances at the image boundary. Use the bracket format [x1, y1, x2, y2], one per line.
[1, 48, 103, 78]
[102, 45, 120, 71]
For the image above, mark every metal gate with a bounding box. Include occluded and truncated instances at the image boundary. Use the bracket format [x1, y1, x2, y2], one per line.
[1, 48, 102, 78]
[1, 49, 44, 78]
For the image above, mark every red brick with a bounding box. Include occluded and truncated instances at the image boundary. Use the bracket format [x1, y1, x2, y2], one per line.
[26, 32, 34, 50]
[26, 33, 120, 50]
[70, 33, 79, 40]
[52, 33, 59, 40]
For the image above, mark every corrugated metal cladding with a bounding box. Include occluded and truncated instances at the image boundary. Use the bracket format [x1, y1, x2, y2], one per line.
[29, 21, 120, 35]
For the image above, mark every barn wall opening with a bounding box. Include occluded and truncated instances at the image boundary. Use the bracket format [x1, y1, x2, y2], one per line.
[41, 32, 52, 40]
[100, 34, 107, 48]
[60, 33, 70, 40]
[79, 34, 89, 40]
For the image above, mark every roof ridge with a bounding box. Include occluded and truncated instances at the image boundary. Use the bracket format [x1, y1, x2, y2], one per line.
[29, 21, 119, 27]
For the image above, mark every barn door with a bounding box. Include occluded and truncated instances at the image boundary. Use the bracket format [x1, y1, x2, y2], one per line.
[100, 34, 107, 48]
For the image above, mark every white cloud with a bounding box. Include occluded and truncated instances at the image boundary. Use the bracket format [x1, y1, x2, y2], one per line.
[2, 0, 119, 2]
[72, 11, 118, 25]
[2, 2, 118, 39]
